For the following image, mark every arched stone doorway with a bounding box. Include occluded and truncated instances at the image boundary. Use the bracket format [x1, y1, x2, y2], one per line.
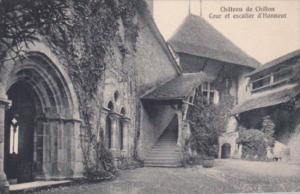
[221, 143, 231, 159]
[0, 52, 82, 186]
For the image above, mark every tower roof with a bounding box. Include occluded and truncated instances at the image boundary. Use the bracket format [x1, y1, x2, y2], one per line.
[168, 14, 260, 69]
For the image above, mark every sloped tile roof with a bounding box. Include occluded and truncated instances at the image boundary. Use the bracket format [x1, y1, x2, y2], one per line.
[232, 85, 300, 114]
[168, 14, 260, 69]
[246, 49, 300, 77]
[141, 72, 212, 100]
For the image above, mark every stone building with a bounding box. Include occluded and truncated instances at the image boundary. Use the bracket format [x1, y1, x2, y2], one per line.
[164, 14, 260, 160]
[0, 1, 298, 192]
[0, 0, 182, 191]
[232, 49, 300, 162]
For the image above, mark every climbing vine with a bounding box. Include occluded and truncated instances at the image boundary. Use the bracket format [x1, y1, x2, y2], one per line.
[187, 88, 220, 158]
[42, 0, 144, 179]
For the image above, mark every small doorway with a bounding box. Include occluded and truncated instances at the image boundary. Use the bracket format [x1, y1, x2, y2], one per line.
[4, 82, 36, 183]
[221, 143, 231, 159]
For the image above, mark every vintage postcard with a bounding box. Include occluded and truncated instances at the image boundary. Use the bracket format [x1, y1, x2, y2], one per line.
[0, 0, 299, 193]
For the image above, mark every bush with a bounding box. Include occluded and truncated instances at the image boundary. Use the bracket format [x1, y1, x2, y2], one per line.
[83, 141, 118, 181]
[180, 149, 205, 167]
[187, 89, 220, 158]
[237, 128, 268, 160]
[118, 155, 143, 170]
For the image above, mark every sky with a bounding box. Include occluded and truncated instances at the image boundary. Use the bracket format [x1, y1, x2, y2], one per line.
[153, 0, 300, 64]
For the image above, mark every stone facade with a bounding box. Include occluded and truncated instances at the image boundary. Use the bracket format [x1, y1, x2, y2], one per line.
[0, 3, 180, 191]
[0, 43, 83, 192]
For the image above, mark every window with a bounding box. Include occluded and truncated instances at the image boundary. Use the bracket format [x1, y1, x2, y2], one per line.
[119, 107, 126, 150]
[250, 65, 293, 92]
[114, 91, 119, 102]
[9, 118, 19, 154]
[251, 75, 271, 90]
[107, 101, 114, 111]
[201, 82, 217, 105]
[105, 116, 112, 149]
[273, 66, 292, 82]
[119, 121, 124, 150]
[120, 107, 126, 116]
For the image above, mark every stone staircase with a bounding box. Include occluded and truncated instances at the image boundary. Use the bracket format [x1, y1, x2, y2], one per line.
[144, 129, 181, 167]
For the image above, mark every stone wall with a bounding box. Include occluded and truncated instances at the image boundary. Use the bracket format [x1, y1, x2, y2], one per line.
[138, 102, 176, 159]
[0, 5, 180, 187]
[134, 14, 178, 94]
[132, 13, 179, 159]
[94, 11, 179, 160]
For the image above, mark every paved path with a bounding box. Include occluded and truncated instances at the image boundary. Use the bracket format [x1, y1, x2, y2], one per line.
[33, 160, 300, 194]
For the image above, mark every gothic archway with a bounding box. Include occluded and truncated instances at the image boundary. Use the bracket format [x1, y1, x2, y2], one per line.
[0, 51, 81, 183]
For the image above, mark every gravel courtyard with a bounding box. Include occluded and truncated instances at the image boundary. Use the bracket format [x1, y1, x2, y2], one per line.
[32, 159, 300, 194]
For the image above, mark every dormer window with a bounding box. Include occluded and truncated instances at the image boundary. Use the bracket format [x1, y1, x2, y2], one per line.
[250, 65, 293, 92]
[273, 66, 292, 82]
[251, 75, 271, 91]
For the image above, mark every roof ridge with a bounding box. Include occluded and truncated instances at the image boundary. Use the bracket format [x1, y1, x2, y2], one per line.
[168, 14, 260, 68]
[247, 48, 300, 76]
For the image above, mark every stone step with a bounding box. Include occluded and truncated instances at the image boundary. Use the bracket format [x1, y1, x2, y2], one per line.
[153, 146, 177, 149]
[150, 149, 180, 153]
[145, 153, 180, 158]
[152, 145, 178, 149]
[145, 157, 179, 163]
[155, 142, 177, 145]
[144, 160, 180, 164]
[149, 148, 179, 151]
[144, 162, 181, 167]
[157, 141, 177, 143]
[147, 152, 180, 156]
[153, 141, 177, 145]
[156, 139, 177, 142]
[144, 129, 180, 168]
[153, 143, 178, 147]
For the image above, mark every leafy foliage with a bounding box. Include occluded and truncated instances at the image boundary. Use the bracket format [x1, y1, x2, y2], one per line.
[45, 0, 141, 180]
[237, 116, 275, 160]
[83, 141, 117, 181]
[237, 127, 268, 160]
[0, 0, 69, 61]
[187, 88, 220, 158]
[0, 0, 144, 180]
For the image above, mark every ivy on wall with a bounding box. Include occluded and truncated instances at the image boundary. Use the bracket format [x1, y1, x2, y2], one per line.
[187, 88, 220, 158]
[43, 0, 144, 179]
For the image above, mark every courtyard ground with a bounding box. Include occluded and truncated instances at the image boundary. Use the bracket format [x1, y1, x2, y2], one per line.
[32, 159, 300, 194]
